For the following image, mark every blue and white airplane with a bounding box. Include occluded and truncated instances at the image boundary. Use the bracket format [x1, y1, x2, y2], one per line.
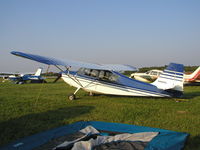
[11, 51, 184, 99]
[6, 68, 46, 84]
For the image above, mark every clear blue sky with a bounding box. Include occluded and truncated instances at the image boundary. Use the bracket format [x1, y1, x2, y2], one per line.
[0, 0, 200, 72]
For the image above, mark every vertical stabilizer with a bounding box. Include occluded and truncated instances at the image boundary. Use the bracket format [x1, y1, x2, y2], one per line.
[152, 63, 184, 92]
[34, 68, 43, 76]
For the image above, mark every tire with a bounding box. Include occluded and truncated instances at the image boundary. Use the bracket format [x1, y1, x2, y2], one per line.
[68, 94, 76, 100]
[18, 81, 24, 84]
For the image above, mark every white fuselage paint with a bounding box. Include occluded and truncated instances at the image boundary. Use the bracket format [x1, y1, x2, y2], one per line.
[61, 74, 169, 97]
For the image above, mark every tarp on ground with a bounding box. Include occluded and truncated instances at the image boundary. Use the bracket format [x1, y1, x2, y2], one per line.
[0, 121, 189, 150]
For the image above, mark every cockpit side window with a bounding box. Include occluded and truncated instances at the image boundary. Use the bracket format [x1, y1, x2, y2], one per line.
[77, 68, 118, 83]
[77, 68, 92, 76]
[104, 71, 112, 80]
[77, 68, 85, 75]
[151, 71, 157, 76]
[90, 69, 99, 77]
[99, 71, 118, 82]
[84, 68, 91, 76]
[109, 74, 118, 82]
[99, 70, 105, 79]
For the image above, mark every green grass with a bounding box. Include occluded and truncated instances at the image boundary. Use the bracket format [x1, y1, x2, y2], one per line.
[0, 79, 200, 149]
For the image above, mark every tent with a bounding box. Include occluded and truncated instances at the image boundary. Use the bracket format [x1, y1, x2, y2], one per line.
[0, 121, 188, 150]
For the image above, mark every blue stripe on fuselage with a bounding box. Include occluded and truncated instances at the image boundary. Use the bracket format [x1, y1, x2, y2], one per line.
[163, 70, 184, 76]
[160, 73, 183, 79]
[159, 76, 183, 82]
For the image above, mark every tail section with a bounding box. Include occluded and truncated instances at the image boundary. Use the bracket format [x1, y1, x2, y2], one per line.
[34, 68, 43, 76]
[184, 66, 200, 82]
[152, 63, 184, 94]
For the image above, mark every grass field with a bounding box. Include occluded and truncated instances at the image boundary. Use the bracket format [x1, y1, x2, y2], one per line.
[0, 79, 200, 149]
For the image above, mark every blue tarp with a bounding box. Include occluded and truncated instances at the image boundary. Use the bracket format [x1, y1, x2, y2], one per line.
[0, 121, 188, 150]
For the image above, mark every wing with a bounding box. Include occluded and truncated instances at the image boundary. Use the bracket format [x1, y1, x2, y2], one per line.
[101, 64, 137, 72]
[11, 51, 137, 71]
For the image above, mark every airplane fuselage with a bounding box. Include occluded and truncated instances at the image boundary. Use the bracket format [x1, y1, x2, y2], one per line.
[61, 69, 172, 98]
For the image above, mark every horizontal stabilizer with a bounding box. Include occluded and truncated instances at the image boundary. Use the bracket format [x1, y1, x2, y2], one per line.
[11, 51, 137, 71]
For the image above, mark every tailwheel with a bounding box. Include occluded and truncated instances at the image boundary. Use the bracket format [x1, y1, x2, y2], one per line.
[68, 94, 76, 100]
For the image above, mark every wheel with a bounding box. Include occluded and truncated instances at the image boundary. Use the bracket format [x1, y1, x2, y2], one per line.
[17, 81, 24, 84]
[89, 92, 94, 96]
[68, 94, 76, 100]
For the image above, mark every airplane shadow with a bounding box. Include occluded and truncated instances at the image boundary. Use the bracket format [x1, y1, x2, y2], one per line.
[185, 83, 200, 86]
[0, 105, 94, 147]
[182, 91, 200, 99]
[86, 93, 170, 100]
[84, 88, 200, 100]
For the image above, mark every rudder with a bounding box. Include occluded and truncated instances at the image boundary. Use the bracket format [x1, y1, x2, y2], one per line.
[152, 63, 184, 94]
[34, 68, 43, 76]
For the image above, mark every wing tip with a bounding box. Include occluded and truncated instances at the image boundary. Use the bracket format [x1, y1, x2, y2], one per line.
[11, 51, 21, 56]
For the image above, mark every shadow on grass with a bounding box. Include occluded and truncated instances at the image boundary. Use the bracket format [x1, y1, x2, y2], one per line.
[0, 105, 94, 147]
[86, 93, 172, 100]
[185, 135, 200, 150]
[91, 90, 200, 100]
[184, 83, 200, 86]
[182, 91, 200, 99]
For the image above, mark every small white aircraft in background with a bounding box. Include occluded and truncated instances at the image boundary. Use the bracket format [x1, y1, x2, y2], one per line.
[11, 51, 184, 100]
[130, 67, 200, 85]
[130, 69, 163, 83]
[2, 68, 46, 84]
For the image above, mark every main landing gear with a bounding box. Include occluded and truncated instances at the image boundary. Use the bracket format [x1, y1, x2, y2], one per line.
[68, 94, 76, 100]
[68, 87, 80, 100]
[67, 88, 94, 100]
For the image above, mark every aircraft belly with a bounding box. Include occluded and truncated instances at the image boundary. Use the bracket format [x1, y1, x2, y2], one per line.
[62, 75, 168, 97]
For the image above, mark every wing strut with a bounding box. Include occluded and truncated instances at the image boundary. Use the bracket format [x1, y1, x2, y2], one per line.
[55, 65, 65, 72]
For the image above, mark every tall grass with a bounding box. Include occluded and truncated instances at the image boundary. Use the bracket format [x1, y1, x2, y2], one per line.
[0, 80, 200, 149]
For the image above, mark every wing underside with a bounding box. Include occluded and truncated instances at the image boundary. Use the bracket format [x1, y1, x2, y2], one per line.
[11, 51, 137, 71]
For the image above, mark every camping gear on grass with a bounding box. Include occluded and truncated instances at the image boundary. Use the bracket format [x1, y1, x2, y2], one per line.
[0, 121, 188, 150]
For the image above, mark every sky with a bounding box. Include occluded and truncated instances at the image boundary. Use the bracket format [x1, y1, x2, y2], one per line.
[0, 0, 200, 72]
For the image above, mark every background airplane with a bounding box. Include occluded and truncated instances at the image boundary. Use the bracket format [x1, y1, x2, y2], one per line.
[130, 67, 200, 85]
[184, 66, 200, 85]
[130, 69, 162, 83]
[2, 68, 46, 84]
[11, 51, 184, 100]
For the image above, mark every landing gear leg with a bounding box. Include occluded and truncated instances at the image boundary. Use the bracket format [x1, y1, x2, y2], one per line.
[68, 87, 81, 100]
